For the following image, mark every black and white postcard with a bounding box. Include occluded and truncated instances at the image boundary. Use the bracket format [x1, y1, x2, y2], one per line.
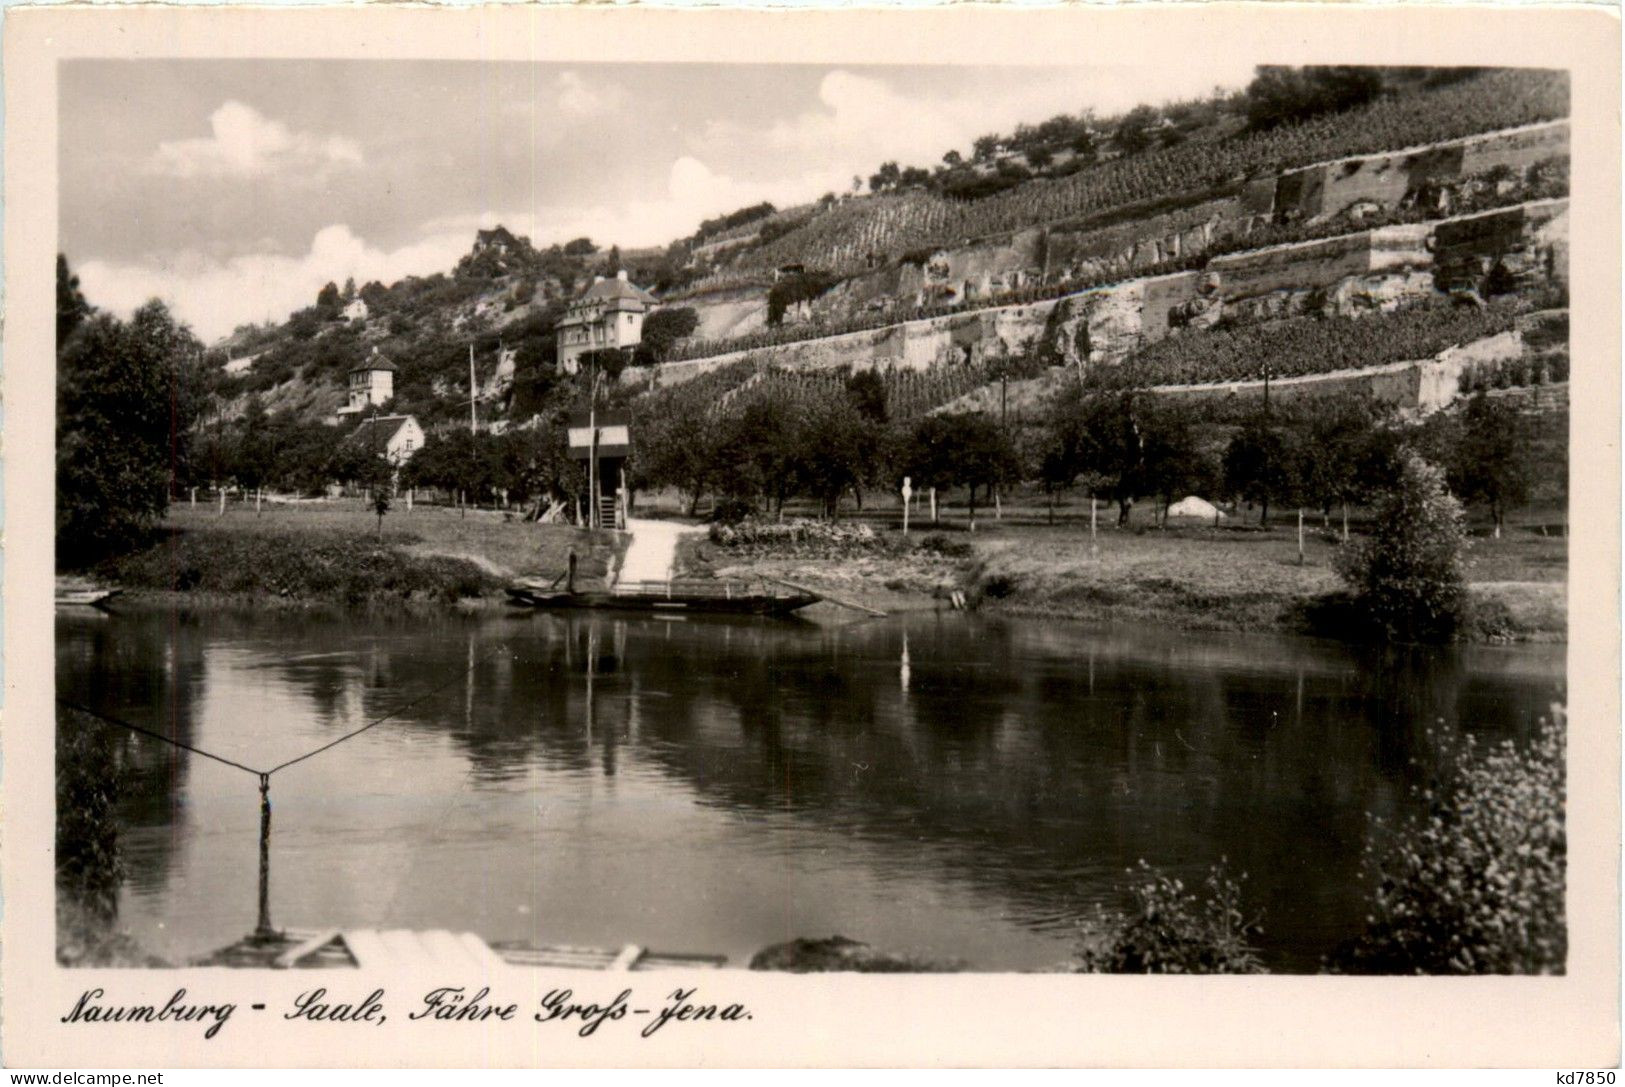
[4, 3, 1618, 1069]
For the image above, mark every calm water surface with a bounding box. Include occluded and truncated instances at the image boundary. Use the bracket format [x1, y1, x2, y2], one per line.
[56, 607, 1564, 972]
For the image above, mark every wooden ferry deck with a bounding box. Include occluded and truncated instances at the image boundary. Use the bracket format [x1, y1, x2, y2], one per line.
[198, 928, 729, 971]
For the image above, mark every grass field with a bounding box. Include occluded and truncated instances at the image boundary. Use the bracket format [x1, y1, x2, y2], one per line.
[667, 488, 1567, 640]
[98, 497, 623, 609]
[97, 492, 1564, 638]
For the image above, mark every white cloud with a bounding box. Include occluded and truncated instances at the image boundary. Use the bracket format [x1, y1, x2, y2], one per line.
[78, 224, 471, 343]
[147, 100, 363, 180]
[426, 155, 800, 252]
[698, 63, 1259, 185]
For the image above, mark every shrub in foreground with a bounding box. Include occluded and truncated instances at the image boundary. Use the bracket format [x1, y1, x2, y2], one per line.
[1333, 450, 1469, 643]
[1330, 711, 1566, 974]
[1072, 861, 1266, 974]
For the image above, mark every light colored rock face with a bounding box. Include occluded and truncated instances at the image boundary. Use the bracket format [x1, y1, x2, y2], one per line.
[1037, 282, 1146, 373]
[1275, 121, 1568, 223]
[1430, 197, 1568, 293]
[643, 199, 1566, 393]
[685, 286, 771, 341]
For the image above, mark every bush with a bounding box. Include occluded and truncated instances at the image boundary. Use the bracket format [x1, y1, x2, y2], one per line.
[56, 710, 122, 927]
[1330, 711, 1565, 974]
[101, 528, 502, 607]
[1072, 861, 1266, 974]
[707, 517, 887, 558]
[915, 532, 973, 558]
[1334, 451, 1469, 643]
[708, 496, 758, 526]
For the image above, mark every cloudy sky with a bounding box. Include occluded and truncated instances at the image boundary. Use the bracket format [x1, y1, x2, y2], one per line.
[62, 59, 1259, 342]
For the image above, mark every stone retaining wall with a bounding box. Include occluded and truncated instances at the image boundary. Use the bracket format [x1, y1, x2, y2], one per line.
[646, 198, 1567, 391]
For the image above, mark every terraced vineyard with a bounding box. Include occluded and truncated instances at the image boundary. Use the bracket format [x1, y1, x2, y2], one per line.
[633, 358, 1007, 428]
[734, 68, 1568, 275]
[665, 159, 1567, 366]
[1085, 296, 1528, 391]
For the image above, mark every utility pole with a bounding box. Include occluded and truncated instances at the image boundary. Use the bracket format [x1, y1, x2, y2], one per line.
[1261, 362, 1274, 529]
[587, 357, 599, 530]
[469, 343, 478, 436]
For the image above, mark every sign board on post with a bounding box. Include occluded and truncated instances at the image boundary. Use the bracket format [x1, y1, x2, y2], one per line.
[566, 410, 632, 460]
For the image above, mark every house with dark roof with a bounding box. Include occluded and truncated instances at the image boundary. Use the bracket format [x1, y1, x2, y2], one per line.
[335, 347, 397, 419]
[555, 270, 659, 374]
[345, 414, 424, 466]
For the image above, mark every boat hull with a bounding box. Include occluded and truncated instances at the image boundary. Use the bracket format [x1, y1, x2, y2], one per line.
[507, 582, 819, 616]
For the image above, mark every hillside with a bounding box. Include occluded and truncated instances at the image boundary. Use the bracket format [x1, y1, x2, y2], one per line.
[189, 66, 1569, 437]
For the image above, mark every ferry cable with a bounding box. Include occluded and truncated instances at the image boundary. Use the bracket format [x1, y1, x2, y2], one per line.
[56, 641, 515, 780]
[58, 640, 517, 938]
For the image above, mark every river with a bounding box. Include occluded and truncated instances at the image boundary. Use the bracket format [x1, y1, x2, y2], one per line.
[56, 607, 1564, 972]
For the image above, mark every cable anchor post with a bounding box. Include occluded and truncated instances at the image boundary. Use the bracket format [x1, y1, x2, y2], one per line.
[254, 772, 276, 940]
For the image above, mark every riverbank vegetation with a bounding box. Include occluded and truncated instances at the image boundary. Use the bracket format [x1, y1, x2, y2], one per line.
[1070, 708, 1565, 975]
[96, 501, 618, 609]
[1331, 711, 1566, 974]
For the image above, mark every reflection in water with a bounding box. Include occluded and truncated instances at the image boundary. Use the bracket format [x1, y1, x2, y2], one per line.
[56, 608, 1564, 972]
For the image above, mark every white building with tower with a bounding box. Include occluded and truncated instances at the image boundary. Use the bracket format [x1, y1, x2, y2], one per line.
[555, 270, 659, 374]
[335, 347, 397, 419]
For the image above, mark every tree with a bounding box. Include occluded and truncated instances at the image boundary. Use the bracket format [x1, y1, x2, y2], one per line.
[845, 369, 888, 424]
[1223, 410, 1302, 527]
[316, 281, 342, 312]
[716, 394, 798, 516]
[399, 429, 497, 512]
[231, 395, 277, 513]
[1334, 451, 1469, 643]
[633, 393, 722, 516]
[868, 161, 902, 194]
[899, 166, 933, 189]
[1444, 392, 1534, 537]
[563, 237, 598, 256]
[636, 306, 700, 365]
[790, 395, 880, 519]
[1114, 105, 1161, 154]
[1138, 399, 1214, 526]
[57, 254, 91, 347]
[1300, 394, 1392, 538]
[493, 421, 581, 512]
[902, 412, 1018, 529]
[57, 300, 205, 564]
[1331, 713, 1565, 975]
[1043, 385, 1149, 526]
[1243, 65, 1387, 131]
[369, 465, 394, 538]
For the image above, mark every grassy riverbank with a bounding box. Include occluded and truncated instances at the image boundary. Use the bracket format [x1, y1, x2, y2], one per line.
[675, 503, 1566, 640]
[93, 499, 622, 610]
[965, 520, 1565, 640]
